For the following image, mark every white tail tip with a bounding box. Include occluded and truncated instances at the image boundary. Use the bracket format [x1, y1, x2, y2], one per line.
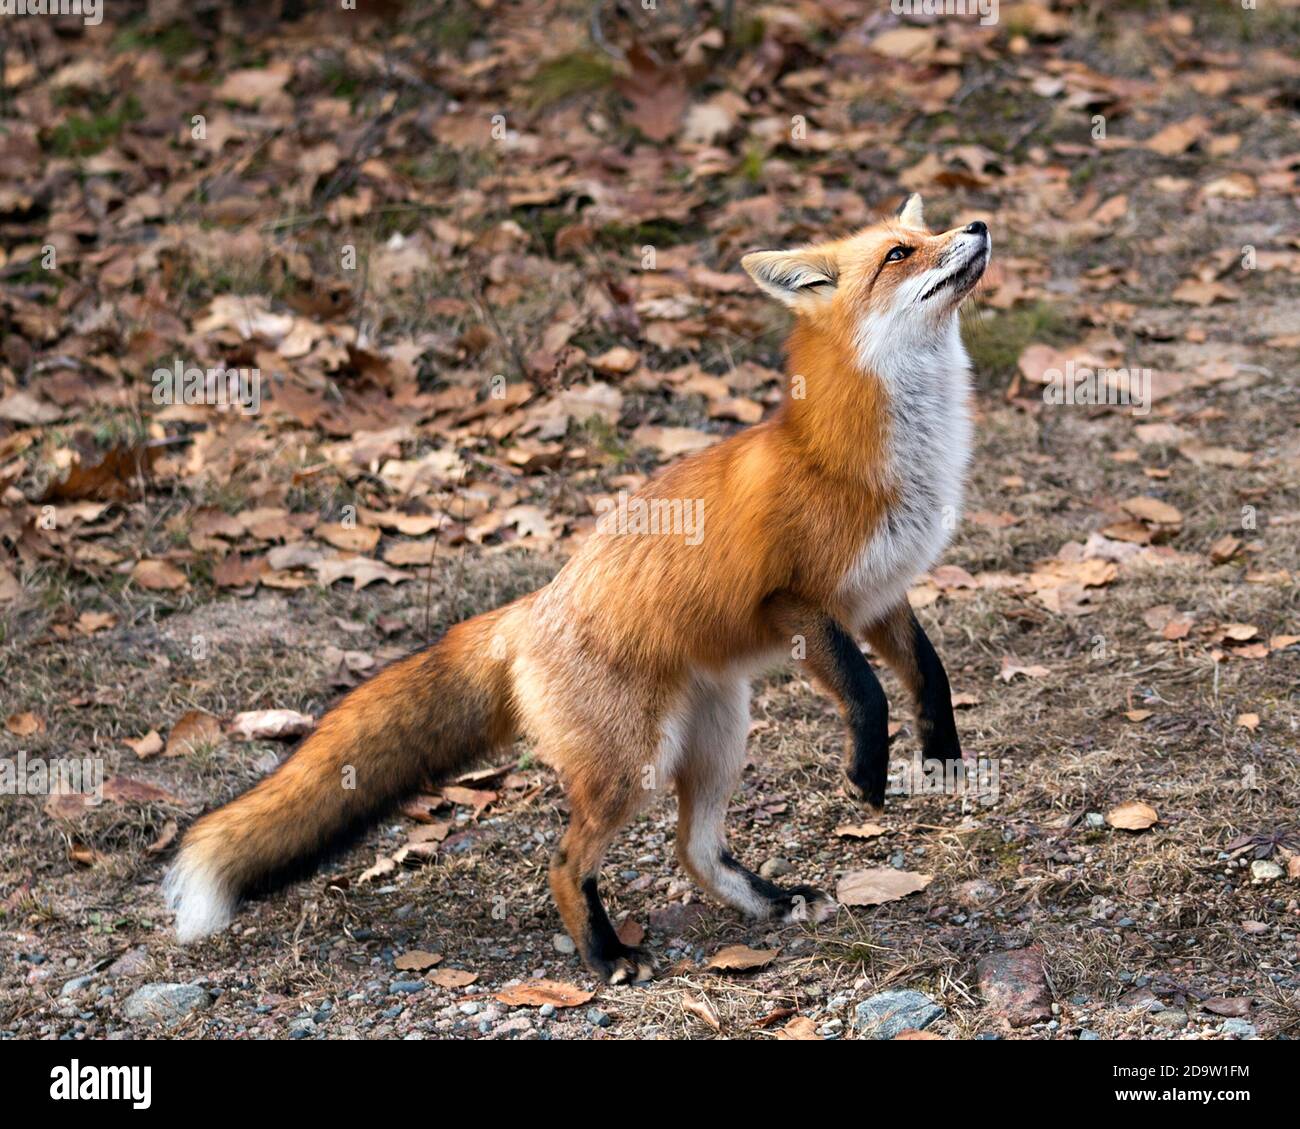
[164, 850, 236, 943]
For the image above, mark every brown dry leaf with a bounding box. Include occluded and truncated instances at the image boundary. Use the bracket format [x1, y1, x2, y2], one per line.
[1222, 623, 1259, 642]
[132, 559, 189, 591]
[495, 980, 594, 1008]
[1209, 535, 1242, 563]
[705, 944, 779, 972]
[590, 346, 639, 375]
[1121, 496, 1183, 526]
[871, 26, 937, 60]
[1236, 713, 1260, 732]
[1106, 801, 1159, 831]
[682, 994, 721, 1031]
[836, 868, 932, 906]
[895, 1028, 945, 1040]
[394, 950, 443, 972]
[0, 565, 20, 604]
[166, 710, 223, 756]
[835, 822, 886, 840]
[5, 712, 44, 737]
[357, 853, 398, 884]
[76, 610, 117, 635]
[1171, 278, 1237, 306]
[124, 730, 164, 759]
[313, 557, 411, 589]
[316, 523, 381, 552]
[1124, 710, 1154, 722]
[429, 968, 478, 989]
[774, 1016, 822, 1040]
[1144, 115, 1208, 156]
[630, 425, 717, 458]
[41, 443, 156, 503]
[615, 46, 687, 143]
[228, 709, 314, 741]
[950, 691, 981, 708]
[997, 657, 1051, 683]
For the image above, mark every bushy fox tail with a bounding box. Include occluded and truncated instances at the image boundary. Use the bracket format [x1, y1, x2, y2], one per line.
[165, 605, 519, 942]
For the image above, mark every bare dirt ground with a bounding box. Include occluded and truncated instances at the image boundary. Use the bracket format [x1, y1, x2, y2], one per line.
[1, 2, 1298, 1040]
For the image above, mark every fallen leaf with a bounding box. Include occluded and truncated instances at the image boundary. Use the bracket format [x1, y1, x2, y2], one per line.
[835, 822, 886, 839]
[394, 950, 443, 972]
[1236, 713, 1260, 731]
[682, 993, 721, 1031]
[1121, 496, 1183, 526]
[998, 657, 1051, 682]
[228, 709, 315, 741]
[495, 980, 594, 1008]
[166, 710, 223, 757]
[1106, 801, 1159, 831]
[132, 559, 189, 591]
[774, 1016, 821, 1040]
[837, 868, 932, 906]
[705, 945, 779, 972]
[124, 730, 164, 759]
[428, 968, 478, 989]
[5, 712, 44, 737]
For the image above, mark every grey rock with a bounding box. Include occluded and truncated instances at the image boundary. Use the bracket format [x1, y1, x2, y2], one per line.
[1220, 1018, 1257, 1038]
[1152, 1010, 1188, 1030]
[390, 980, 425, 995]
[586, 1007, 611, 1028]
[759, 857, 793, 880]
[854, 989, 944, 1039]
[122, 983, 210, 1026]
[60, 975, 94, 997]
[1079, 1029, 1101, 1040]
[552, 933, 576, 955]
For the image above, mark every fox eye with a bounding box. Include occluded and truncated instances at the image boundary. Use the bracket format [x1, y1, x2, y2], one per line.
[884, 245, 913, 264]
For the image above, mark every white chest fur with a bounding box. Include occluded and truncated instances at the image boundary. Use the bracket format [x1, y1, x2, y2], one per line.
[837, 317, 972, 630]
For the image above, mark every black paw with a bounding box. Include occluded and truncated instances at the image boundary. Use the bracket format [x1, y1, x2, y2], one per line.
[588, 945, 654, 985]
[843, 772, 885, 814]
[772, 884, 838, 925]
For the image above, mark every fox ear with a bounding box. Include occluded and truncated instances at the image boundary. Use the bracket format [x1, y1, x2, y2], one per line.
[740, 248, 839, 308]
[896, 193, 925, 230]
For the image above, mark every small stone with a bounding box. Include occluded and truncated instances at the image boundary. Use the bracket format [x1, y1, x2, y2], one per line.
[1220, 1018, 1257, 1038]
[1085, 812, 1106, 829]
[1250, 860, 1283, 883]
[539, 1004, 556, 1019]
[552, 934, 576, 955]
[759, 857, 793, 880]
[586, 1008, 611, 1028]
[854, 989, 944, 1040]
[1152, 1010, 1188, 1030]
[60, 975, 94, 997]
[1079, 1029, 1101, 1040]
[976, 947, 1052, 1027]
[122, 983, 210, 1026]
[390, 980, 425, 995]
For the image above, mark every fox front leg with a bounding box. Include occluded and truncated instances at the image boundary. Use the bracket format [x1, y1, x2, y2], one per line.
[767, 594, 891, 812]
[863, 603, 963, 780]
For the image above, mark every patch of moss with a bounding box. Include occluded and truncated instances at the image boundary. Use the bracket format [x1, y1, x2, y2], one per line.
[964, 301, 1075, 391]
[48, 95, 143, 157]
[527, 51, 616, 110]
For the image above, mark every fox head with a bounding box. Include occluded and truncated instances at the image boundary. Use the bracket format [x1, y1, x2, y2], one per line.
[741, 194, 990, 355]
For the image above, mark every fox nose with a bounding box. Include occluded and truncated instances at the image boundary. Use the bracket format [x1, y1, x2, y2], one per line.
[964, 220, 988, 237]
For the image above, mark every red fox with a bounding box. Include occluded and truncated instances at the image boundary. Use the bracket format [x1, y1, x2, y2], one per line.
[166, 194, 990, 983]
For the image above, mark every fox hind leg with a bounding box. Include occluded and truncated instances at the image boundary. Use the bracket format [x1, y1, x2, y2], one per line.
[674, 675, 836, 924]
[549, 766, 654, 985]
